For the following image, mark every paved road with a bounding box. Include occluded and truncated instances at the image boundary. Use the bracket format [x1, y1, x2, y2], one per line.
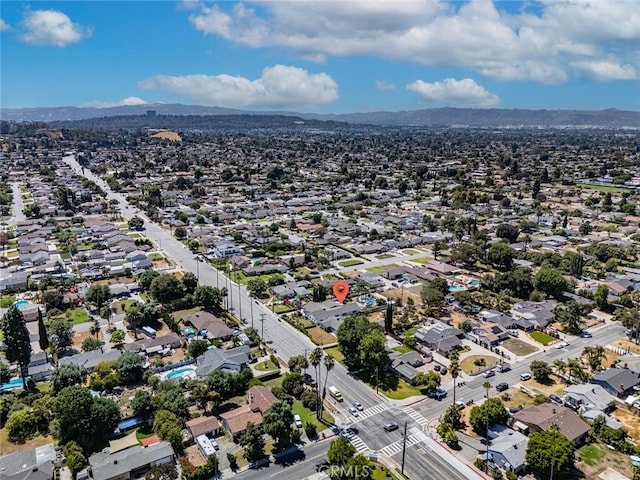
[10, 182, 25, 226]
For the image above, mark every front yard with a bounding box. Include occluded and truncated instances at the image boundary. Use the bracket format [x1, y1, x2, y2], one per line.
[501, 338, 539, 356]
[459, 355, 500, 374]
[338, 259, 365, 267]
[529, 330, 556, 346]
[576, 442, 633, 479]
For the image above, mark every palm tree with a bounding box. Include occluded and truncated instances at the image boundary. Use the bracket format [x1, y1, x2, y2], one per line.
[90, 320, 101, 339]
[322, 354, 335, 404]
[309, 347, 324, 419]
[553, 359, 568, 383]
[483, 381, 491, 462]
[567, 358, 583, 384]
[100, 305, 113, 330]
[449, 352, 460, 427]
[190, 381, 210, 413]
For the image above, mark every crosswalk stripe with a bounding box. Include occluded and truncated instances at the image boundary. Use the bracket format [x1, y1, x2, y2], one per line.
[356, 402, 391, 420]
[402, 406, 429, 426]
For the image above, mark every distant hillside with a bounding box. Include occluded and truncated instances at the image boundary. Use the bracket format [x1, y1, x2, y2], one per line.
[2, 103, 638, 128]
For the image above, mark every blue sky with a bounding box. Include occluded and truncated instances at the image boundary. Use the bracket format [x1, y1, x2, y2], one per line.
[1, 1, 639, 113]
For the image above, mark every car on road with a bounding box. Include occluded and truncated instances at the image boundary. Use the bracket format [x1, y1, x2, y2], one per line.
[496, 382, 509, 392]
[353, 401, 364, 411]
[495, 364, 511, 373]
[580, 332, 593, 338]
[520, 373, 532, 381]
[549, 394, 563, 404]
[440, 367, 448, 376]
[433, 364, 441, 372]
[429, 387, 447, 400]
[315, 458, 329, 472]
[455, 401, 466, 409]
[555, 341, 570, 349]
[384, 422, 399, 432]
[348, 407, 359, 417]
[483, 370, 496, 378]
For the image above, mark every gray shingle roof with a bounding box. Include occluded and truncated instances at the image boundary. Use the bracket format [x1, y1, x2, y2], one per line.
[89, 441, 175, 480]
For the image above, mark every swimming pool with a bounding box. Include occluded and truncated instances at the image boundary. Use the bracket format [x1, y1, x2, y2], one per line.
[165, 366, 197, 380]
[469, 280, 480, 287]
[361, 297, 376, 307]
[14, 300, 30, 308]
[448, 285, 465, 292]
[0, 377, 26, 391]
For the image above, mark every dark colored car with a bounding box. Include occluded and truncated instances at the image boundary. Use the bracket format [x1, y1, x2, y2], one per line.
[440, 367, 448, 376]
[315, 458, 329, 472]
[384, 422, 399, 432]
[496, 382, 509, 392]
[433, 364, 441, 372]
[550, 394, 563, 404]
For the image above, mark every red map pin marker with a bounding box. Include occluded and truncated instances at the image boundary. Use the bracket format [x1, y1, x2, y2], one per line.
[333, 281, 349, 304]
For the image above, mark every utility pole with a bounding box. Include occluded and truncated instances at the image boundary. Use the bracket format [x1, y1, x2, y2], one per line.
[238, 281, 242, 320]
[401, 421, 408, 476]
[250, 296, 254, 328]
[260, 313, 266, 343]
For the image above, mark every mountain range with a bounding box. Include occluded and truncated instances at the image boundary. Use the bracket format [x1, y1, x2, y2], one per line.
[1, 103, 639, 128]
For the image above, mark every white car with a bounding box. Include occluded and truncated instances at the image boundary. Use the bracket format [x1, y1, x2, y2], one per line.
[555, 341, 569, 349]
[294, 414, 303, 428]
[353, 401, 364, 411]
[520, 373, 532, 381]
[348, 407, 359, 417]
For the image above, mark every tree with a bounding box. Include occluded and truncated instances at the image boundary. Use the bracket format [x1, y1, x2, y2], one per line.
[487, 242, 515, 271]
[52, 364, 88, 393]
[287, 355, 309, 374]
[247, 278, 268, 297]
[174, 227, 187, 240]
[128, 216, 145, 231]
[496, 223, 520, 243]
[526, 424, 576, 477]
[443, 403, 464, 430]
[63, 442, 87, 480]
[85, 284, 111, 311]
[437, 422, 459, 449]
[553, 359, 568, 383]
[116, 351, 145, 384]
[132, 390, 155, 422]
[138, 270, 160, 292]
[533, 268, 570, 300]
[336, 315, 376, 370]
[384, 301, 393, 333]
[182, 272, 198, 295]
[193, 285, 225, 311]
[146, 463, 178, 480]
[47, 317, 75, 358]
[530, 360, 553, 383]
[0, 363, 10, 384]
[110, 328, 125, 346]
[469, 398, 510, 434]
[0, 306, 32, 389]
[150, 274, 183, 304]
[238, 422, 266, 464]
[322, 354, 336, 403]
[554, 301, 585, 335]
[41, 290, 63, 310]
[37, 308, 49, 355]
[414, 371, 441, 395]
[309, 347, 324, 419]
[262, 400, 295, 449]
[420, 285, 445, 315]
[327, 436, 356, 467]
[100, 305, 113, 328]
[359, 330, 388, 377]
[188, 339, 209, 359]
[594, 284, 609, 311]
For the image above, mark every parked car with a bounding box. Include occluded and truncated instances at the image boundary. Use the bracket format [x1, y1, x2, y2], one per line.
[353, 401, 364, 411]
[440, 367, 448, 376]
[455, 400, 466, 409]
[384, 422, 399, 432]
[294, 414, 303, 428]
[520, 373, 532, 381]
[496, 382, 509, 392]
[433, 364, 441, 372]
[549, 394, 563, 404]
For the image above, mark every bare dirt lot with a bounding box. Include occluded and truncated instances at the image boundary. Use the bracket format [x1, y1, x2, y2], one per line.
[307, 326, 337, 346]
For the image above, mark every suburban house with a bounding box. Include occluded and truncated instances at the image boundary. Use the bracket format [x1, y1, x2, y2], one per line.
[89, 441, 176, 480]
[124, 333, 182, 355]
[387, 350, 426, 385]
[471, 322, 509, 347]
[564, 384, 616, 413]
[424, 260, 461, 276]
[487, 426, 528, 474]
[58, 349, 122, 372]
[302, 300, 361, 332]
[0, 443, 57, 480]
[270, 280, 312, 300]
[219, 386, 277, 440]
[414, 322, 464, 356]
[183, 311, 233, 341]
[479, 310, 517, 330]
[186, 415, 221, 440]
[195, 345, 251, 378]
[512, 404, 590, 443]
[510, 300, 557, 329]
[591, 368, 640, 398]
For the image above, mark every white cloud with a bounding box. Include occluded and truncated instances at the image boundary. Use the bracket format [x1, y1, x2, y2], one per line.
[138, 65, 338, 108]
[20, 9, 90, 47]
[188, 0, 640, 84]
[81, 97, 149, 108]
[406, 78, 500, 108]
[0, 19, 10, 32]
[570, 60, 637, 82]
[375, 80, 396, 91]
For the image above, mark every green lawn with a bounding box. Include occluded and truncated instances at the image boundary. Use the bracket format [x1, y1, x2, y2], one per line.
[366, 266, 386, 274]
[60, 308, 90, 325]
[459, 355, 500, 374]
[403, 326, 420, 337]
[375, 254, 395, 260]
[379, 378, 424, 400]
[273, 304, 296, 314]
[393, 345, 414, 354]
[410, 256, 433, 264]
[292, 399, 334, 430]
[578, 183, 631, 193]
[577, 443, 607, 466]
[530, 331, 555, 346]
[338, 259, 365, 267]
[0, 296, 16, 308]
[147, 252, 165, 261]
[402, 249, 420, 255]
[325, 347, 345, 364]
[112, 299, 137, 314]
[255, 360, 279, 372]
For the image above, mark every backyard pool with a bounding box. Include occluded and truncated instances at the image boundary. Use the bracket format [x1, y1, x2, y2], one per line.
[361, 297, 376, 307]
[468, 280, 480, 287]
[0, 377, 27, 391]
[14, 300, 30, 308]
[449, 285, 465, 292]
[165, 366, 197, 380]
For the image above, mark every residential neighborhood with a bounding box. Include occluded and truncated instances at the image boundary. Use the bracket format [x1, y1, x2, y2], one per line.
[1, 122, 640, 480]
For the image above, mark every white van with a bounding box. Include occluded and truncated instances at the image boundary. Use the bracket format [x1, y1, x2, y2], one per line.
[520, 373, 532, 381]
[294, 414, 303, 428]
